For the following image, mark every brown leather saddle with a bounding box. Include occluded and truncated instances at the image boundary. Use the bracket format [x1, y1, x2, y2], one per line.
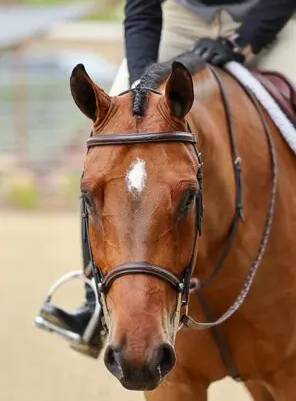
[253, 70, 296, 127]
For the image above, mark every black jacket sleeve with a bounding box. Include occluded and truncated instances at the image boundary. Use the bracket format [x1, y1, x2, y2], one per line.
[236, 0, 296, 53]
[124, 0, 162, 85]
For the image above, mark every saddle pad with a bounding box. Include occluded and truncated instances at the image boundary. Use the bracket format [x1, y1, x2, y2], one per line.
[254, 71, 296, 121]
[225, 61, 296, 155]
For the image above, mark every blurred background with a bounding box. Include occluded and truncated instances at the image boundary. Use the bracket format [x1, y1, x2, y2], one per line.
[0, 0, 121, 210]
[0, 0, 251, 400]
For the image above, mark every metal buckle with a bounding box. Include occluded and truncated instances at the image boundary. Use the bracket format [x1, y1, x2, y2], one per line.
[34, 271, 103, 358]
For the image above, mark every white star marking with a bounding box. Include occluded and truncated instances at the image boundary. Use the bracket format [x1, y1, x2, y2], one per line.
[126, 158, 147, 196]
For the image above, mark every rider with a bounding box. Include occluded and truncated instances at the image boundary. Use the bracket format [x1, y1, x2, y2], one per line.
[39, 0, 296, 357]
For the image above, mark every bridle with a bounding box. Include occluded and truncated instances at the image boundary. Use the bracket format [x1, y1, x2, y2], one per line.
[81, 130, 204, 340]
[81, 66, 277, 354]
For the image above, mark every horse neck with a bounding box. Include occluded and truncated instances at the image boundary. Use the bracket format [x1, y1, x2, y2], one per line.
[188, 67, 274, 291]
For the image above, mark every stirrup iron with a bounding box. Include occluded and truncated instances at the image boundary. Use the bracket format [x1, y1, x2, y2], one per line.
[34, 270, 103, 358]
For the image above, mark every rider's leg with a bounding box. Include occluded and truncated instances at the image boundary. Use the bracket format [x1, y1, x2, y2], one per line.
[160, 1, 296, 85]
[159, 0, 295, 83]
[158, 0, 240, 62]
[39, 203, 102, 357]
[108, 4, 242, 96]
[251, 14, 296, 84]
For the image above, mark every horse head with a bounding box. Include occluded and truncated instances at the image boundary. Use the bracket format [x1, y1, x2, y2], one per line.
[70, 62, 202, 390]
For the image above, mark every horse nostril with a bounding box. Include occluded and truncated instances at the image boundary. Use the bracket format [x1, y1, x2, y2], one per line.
[104, 345, 124, 380]
[151, 343, 176, 379]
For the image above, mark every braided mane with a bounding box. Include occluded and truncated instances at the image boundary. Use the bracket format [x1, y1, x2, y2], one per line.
[132, 51, 205, 116]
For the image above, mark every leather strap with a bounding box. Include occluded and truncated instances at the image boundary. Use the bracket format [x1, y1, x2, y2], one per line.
[100, 262, 184, 293]
[87, 132, 197, 148]
[197, 293, 242, 381]
[199, 65, 244, 290]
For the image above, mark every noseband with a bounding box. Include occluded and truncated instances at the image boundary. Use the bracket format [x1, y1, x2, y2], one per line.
[82, 130, 203, 339]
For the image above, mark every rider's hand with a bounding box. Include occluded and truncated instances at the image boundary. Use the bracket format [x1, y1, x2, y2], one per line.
[193, 37, 246, 66]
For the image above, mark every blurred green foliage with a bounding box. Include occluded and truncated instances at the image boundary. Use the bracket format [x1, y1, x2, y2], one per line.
[86, 1, 124, 21]
[62, 173, 80, 201]
[7, 181, 39, 209]
[3, 172, 82, 210]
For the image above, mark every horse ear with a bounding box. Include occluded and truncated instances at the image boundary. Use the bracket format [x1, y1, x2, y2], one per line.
[70, 64, 111, 122]
[165, 61, 194, 118]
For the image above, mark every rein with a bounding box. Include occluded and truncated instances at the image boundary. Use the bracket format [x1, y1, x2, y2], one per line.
[182, 67, 277, 330]
[185, 67, 277, 381]
[198, 66, 244, 290]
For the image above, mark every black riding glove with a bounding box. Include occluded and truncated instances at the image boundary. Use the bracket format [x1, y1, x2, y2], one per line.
[193, 37, 245, 66]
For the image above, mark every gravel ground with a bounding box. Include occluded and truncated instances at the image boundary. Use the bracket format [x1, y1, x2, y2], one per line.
[0, 211, 251, 401]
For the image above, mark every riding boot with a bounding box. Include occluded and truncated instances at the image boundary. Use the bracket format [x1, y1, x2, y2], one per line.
[37, 203, 107, 358]
[39, 279, 106, 358]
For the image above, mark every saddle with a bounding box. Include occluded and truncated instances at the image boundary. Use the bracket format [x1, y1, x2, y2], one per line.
[253, 70, 296, 127]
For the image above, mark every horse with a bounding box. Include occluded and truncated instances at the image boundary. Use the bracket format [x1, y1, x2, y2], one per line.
[70, 51, 296, 401]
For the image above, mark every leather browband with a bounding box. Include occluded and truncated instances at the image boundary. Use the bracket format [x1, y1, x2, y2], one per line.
[87, 132, 196, 148]
[99, 262, 184, 293]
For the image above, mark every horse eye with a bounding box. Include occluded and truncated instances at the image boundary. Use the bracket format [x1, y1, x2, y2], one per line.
[179, 189, 197, 214]
[81, 192, 94, 211]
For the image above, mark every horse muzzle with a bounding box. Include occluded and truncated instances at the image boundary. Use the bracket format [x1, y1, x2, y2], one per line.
[104, 341, 176, 390]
